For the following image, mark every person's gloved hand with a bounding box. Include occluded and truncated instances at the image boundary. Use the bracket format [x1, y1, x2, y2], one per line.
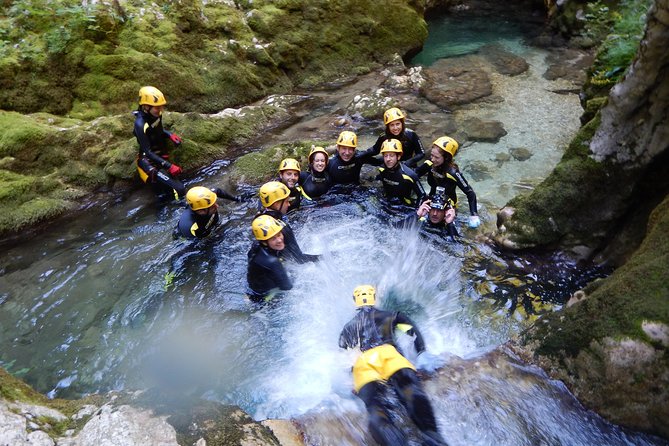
[415, 351, 443, 373]
[169, 133, 182, 145]
[168, 164, 182, 176]
[468, 215, 481, 228]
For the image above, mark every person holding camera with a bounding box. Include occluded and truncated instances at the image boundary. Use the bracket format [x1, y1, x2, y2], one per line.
[396, 187, 459, 241]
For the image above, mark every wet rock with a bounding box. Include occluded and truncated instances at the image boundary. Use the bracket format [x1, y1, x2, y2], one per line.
[509, 147, 533, 161]
[59, 404, 179, 446]
[479, 44, 529, 76]
[543, 48, 594, 84]
[641, 321, 669, 347]
[463, 161, 493, 181]
[494, 152, 512, 167]
[420, 56, 493, 109]
[461, 117, 507, 142]
[384, 66, 426, 91]
[346, 90, 395, 120]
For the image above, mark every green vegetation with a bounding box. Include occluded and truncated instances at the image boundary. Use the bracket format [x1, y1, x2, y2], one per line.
[582, 0, 652, 88]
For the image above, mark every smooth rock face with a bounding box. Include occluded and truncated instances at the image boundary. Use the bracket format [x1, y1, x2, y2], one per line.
[59, 405, 179, 446]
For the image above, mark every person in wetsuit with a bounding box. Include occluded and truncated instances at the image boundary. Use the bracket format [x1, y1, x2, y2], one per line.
[246, 214, 292, 302]
[134, 86, 186, 201]
[415, 136, 481, 228]
[328, 130, 383, 186]
[369, 107, 426, 168]
[258, 181, 321, 264]
[174, 186, 240, 239]
[377, 139, 426, 207]
[339, 285, 448, 446]
[299, 146, 332, 198]
[277, 158, 308, 212]
[397, 189, 459, 241]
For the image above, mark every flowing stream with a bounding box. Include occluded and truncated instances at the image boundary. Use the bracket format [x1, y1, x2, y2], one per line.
[0, 12, 666, 446]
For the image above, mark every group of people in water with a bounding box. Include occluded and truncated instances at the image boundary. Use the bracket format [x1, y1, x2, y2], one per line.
[133, 86, 476, 446]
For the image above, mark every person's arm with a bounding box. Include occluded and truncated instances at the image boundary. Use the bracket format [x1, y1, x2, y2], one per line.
[214, 187, 240, 202]
[451, 168, 478, 216]
[338, 320, 357, 349]
[407, 168, 427, 203]
[403, 131, 426, 168]
[367, 134, 385, 156]
[357, 148, 384, 167]
[271, 258, 293, 291]
[282, 224, 321, 263]
[395, 312, 426, 354]
[414, 160, 432, 178]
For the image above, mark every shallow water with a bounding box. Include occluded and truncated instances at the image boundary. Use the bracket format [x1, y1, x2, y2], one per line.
[0, 11, 666, 446]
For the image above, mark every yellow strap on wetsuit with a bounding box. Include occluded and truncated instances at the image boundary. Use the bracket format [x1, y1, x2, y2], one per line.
[137, 165, 149, 183]
[352, 344, 415, 392]
[396, 323, 413, 333]
[190, 222, 199, 237]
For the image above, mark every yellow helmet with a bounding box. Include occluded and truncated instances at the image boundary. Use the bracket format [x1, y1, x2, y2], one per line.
[186, 187, 217, 211]
[138, 86, 167, 106]
[353, 285, 376, 307]
[383, 107, 405, 125]
[278, 158, 301, 172]
[252, 215, 284, 241]
[308, 146, 329, 165]
[259, 181, 290, 208]
[433, 136, 459, 157]
[336, 131, 358, 148]
[380, 139, 403, 156]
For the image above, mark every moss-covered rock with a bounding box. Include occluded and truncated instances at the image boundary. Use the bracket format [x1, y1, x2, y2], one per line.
[520, 194, 669, 437]
[0, 0, 427, 117]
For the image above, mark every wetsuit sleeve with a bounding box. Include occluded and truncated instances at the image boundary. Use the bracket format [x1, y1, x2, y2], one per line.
[357, 147, 384, 167]
[414, 160, 431, 178]
[394, 312, 426, 354]
[452, 168, 478, 215]
[404, 131, 426, 167]
[408, 168, 427, 202]
[214, 187, 239, 201]
[282, 223, 321, 263]
[368, 135, 385, 155]
[338, 319, 358, 349]
[273, 260, 293, 291]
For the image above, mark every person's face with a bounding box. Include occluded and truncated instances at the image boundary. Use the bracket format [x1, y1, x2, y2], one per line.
[311, 153, 327, 173]
[337, 145, 355, 162]
[266, 231, 285, 251]
[270, 198, 290, 215]
[383, 152, 399, 169]
[280, 169, 299, 189]
[428, 207, 445, 224]
[149, 105, 164, 118]
[194, 204, 216, 216]
[430, 146, 445, 167]
[388, 119, 403, 136]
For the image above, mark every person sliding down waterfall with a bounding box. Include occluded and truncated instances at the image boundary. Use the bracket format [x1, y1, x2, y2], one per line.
[339, 285, 448, 446]
[134, 86, 186, 201]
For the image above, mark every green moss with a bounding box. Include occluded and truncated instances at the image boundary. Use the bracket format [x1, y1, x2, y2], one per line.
[528, 194, 669, 357]
[0, 367, 49, 406]
[229, 141, 321, 185]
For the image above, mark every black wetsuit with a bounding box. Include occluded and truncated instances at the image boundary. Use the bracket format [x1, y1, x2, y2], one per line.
[327, 149, 383, 185]
[339, 307, 446, 446]
[415, 161, 478, 216]
[261, 209, 320, 264]
[133, 109, 185, 199]
[175, 188, 238, 239]
[377, 163, 426, 206]
[370, 129, 426, 168]
[246, 242, 292, 302]
[299, 170, 332, 198]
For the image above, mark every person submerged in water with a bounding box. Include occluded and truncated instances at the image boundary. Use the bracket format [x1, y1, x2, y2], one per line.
[174, 186, 240, 239]
[258, 181, 321, 264]
[397, 187, 459, 241]
[246, 214, 292, 303]
[415, 136, 481, 229]
[328, 130, 383, 186]
[376, 139, 426, 207]
[339, 285, 448, 446]
[369, 107, 426, 168]
[299, 146, 332, 199]
[277, 158, 309, 212]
